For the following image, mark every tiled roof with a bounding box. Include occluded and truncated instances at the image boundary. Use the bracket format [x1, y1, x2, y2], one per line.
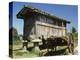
[17, 5, 70, 23]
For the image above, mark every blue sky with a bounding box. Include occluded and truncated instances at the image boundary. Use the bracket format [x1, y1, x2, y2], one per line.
[11, 2, 78, 35]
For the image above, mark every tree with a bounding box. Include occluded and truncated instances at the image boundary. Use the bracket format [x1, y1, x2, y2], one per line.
[72, 27, 76, 33]
[71, 27, 78, 42]
[9, 27, 19, 41]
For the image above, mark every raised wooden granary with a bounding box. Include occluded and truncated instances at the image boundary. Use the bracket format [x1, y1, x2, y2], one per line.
[17, 5, 70, 40]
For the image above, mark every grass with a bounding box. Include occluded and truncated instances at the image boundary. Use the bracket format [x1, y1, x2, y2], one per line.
[12, 41, 40, 58]
[13, 50, 39, 58]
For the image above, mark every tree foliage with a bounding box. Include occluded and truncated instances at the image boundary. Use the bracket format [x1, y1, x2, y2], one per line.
[9, 27, 19, 41]
[72, 27, 76, 33]
[71, 27, 78, 40]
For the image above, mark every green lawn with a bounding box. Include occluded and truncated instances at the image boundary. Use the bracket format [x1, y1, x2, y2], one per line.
[13, 50, 39, 58]
[12, 43, 40, 58]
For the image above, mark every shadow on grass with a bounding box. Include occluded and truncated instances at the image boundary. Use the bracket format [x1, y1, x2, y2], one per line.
[44, 48, 68, 56]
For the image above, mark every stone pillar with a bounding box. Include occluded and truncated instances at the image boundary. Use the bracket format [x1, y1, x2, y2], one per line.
[31, 39, 42, 56]
[22, 40, 28, 52]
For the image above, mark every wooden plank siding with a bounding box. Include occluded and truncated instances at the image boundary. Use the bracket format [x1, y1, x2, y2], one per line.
[36, 24, 66, 39]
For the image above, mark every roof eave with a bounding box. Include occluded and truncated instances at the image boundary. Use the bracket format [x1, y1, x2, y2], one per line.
[16, 6, 71, 24]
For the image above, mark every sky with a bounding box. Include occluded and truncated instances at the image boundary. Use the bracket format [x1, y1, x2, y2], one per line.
[10, 1, 78, 35]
